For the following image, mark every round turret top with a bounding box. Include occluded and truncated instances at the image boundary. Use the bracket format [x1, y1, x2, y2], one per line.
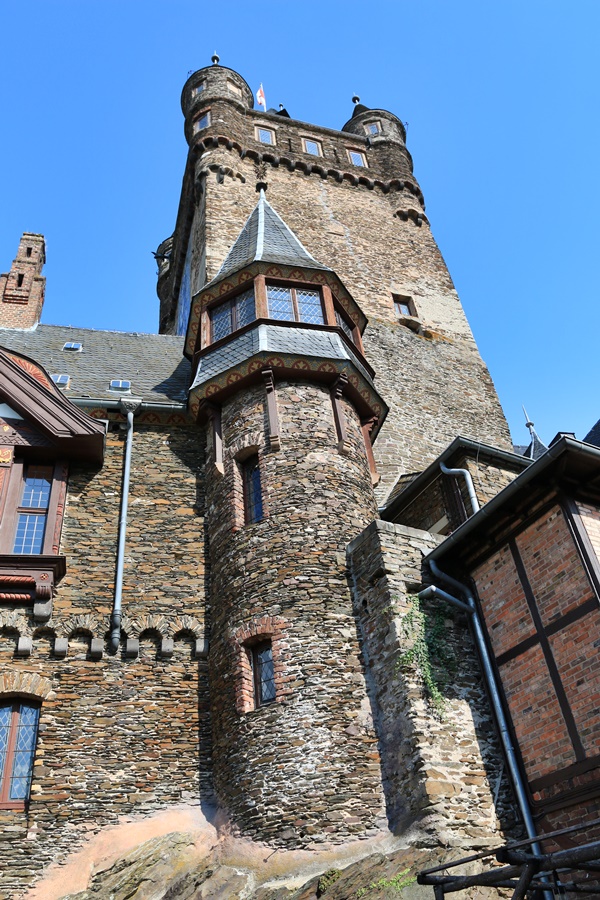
[342, 104, 406, 144]
[181, 61, 254, 119]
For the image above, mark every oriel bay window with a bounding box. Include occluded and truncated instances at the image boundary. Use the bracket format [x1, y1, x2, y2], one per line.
[0, 459, 66, 556]
[0, 699, 40, 807]
[266, 285, 324, 325]
[210, 288, 256, 342]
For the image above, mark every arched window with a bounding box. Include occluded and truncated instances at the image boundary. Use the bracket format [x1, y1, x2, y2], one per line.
[0, 699, 40, 807]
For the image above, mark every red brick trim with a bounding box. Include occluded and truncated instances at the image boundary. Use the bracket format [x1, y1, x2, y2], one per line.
[230, 615, 289, 714]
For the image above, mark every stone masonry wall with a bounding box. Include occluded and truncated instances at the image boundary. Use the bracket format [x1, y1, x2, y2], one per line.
[347, 520, 515, 849]
[205, 380, 388, 848]
[187, 139, 512, 499]
[0, 421, 211, 898]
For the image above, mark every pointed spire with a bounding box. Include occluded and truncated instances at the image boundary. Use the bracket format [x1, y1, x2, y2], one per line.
[522, 405, 548, 460]
[210, 193, 331, 286]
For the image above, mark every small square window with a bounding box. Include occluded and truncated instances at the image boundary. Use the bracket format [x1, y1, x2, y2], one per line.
[193, 83, 205, 97]
[393, 295, 417, 318]
[257, 127, 275, 145]
[51, 374, 70, 387]
[348, 149, 367, 167]
[303, 138, 322, 156]
[194, 112, 210, 133]
[365, 121, 381, 135]
[227, 80, 242, 99]
[62, 341, 82, 352]
[109, 379, 131, 392]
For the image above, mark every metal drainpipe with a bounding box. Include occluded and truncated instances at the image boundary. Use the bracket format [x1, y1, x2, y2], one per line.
[109, 399, 142, 652]
[420, 560, 552, 897]
[439, 460, 480, 516]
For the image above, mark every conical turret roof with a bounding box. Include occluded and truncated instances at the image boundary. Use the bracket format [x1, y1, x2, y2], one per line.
[211, 190, 331, 285]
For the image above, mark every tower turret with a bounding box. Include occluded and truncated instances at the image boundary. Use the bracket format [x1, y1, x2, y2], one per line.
[0, 233, 46, 329]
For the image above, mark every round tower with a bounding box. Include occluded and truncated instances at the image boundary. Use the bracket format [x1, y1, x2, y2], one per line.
[188, 191, 388, 846]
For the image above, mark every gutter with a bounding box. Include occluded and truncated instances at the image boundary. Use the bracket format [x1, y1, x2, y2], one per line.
[425, 436, 600, 565]
[72, 398, 187, 413]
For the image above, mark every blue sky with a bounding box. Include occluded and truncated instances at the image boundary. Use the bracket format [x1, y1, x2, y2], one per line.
[1, 1, 598, 447]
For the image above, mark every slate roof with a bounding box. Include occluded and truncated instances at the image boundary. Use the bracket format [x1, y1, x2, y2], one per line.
[584, 418, 600, 447]
[191, 323, 374, 390]
[210, 190, 331, 287]
[0, 325, 190, 404]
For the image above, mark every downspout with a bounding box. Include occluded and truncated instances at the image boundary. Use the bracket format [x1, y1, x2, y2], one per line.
[439, 460, 480, 515]
[109, 399, 142, 652]
[419, 560, 551, 896]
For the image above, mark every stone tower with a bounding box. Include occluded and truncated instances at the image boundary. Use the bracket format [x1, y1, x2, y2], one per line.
[0, 233, 46, 330]
[157, 61, 512, 500]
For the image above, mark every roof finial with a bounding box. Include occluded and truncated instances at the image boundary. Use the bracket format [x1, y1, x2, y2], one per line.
[522, 405, 548, 460]
[352, 94, 360, 105]
[211, 51, 220, 65]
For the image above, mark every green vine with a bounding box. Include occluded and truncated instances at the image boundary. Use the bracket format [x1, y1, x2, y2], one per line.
[356, 867, 416, 896]
[396, 595, 457, 716]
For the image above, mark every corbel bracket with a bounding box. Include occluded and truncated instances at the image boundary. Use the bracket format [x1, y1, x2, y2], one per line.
[262, 369, 281, 451]
[331, 373, 349, 454]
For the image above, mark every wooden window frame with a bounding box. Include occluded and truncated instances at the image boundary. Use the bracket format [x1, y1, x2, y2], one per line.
[334, 303, 361, 348]
[209, 288, 256, 344]
[0, 698, 40, 809]
[266, 283, 325, 325]
[393, 294, 417, 319]
[0, 459, 67, 556]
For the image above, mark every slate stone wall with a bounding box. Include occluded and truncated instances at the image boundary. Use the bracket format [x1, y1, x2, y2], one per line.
[347, 520, 516, 847]
[0, 420, 211, 897]
[165, 80, 513, 498]
[205, 380, 388, 847]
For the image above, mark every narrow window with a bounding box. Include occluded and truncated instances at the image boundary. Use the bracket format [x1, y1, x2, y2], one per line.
[0, 700, 40, 807]
[257, 127, 275, 145]
[194, 112, 210, 132]
[335, 308, 356, 344]
[303, 138, 322, 156]
[13, 465, 53, 554]
[17, 274, 24, 287]
[267, 285, 294, 321]
[348, 149, 367, 167]
[210, 288, 256, 342]
[242, 455, 263, 524]
[365, 121, 381, 135]
[26, 247, 32, 258]
[251, 641, 276, 707]
[193, 82, 205, 97]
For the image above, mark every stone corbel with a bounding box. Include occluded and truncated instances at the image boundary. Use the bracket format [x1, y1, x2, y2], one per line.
[331, 373, 349, 454]
[262, 369, 281, 451]
[0, 555, 66, 623]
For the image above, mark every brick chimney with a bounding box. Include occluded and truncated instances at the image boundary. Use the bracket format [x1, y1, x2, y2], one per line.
[0, 233, 46, 329]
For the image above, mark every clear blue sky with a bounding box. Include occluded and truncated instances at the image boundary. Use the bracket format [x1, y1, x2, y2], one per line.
[1, 1, 598, 448]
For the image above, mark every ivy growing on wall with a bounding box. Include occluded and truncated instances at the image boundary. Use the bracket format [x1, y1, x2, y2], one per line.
[396, 594, 457, 716]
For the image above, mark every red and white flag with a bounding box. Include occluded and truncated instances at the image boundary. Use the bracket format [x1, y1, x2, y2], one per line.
[256, 84, 266, 111]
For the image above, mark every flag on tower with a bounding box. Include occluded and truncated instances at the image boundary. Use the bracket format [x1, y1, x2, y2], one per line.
[256, 84, 266, 111]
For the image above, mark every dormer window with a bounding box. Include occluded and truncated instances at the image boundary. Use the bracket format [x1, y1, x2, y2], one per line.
[266, 285, 324, 325]
[210, 288, 256, 343]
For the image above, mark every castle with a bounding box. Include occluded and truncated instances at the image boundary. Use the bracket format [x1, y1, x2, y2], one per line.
[1, 60, 599, 898]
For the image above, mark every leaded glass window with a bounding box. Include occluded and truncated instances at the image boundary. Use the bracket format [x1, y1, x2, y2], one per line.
[257, 127, 275, 145]
[0, 700, 40, 806]
[335, 308, 355, 343]
[210, 288, 256, 342]
[252, 641, 276, 707]
[13, 466, 52, 554]
[266, 285, 324, 325]
[242, 455, 263, 524]
[267, 286, 294, 321]
[348, 149, 367, 167]
[296, 289, 324, 325]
